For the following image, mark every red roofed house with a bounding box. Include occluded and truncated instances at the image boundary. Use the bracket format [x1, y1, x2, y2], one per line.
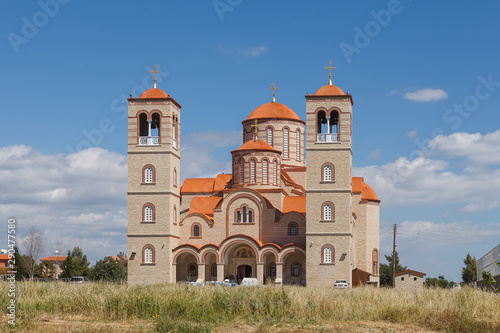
[40, 256, 67, 278]
[127, 66, 380, 287]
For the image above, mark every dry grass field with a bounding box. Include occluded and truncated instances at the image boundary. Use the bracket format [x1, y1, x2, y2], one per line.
[0, 281, 499, 332]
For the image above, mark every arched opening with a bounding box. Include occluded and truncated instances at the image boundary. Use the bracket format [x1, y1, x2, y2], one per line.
[139, 113, 148, 137]
[224, 244, 257, 283]
[282, 251, 306, 285]
[262, 251, 277, 284]
[175, 252, 199, 282]
[151, 112, 160, 138]
[288, 222, 298, 236]
[317, 110, 339, 142]
[204, 252, 217, 281]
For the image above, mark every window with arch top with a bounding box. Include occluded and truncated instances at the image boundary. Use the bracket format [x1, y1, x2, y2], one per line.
[239, 160, 244, 184]
[291, 263, 301, 276]
[296, 129, 300, 161]
[143, 204, 154, 222]
[192, 223, 201, 237]
[322, 202, 334, 221]
[322, 163, 334, 182]
[143, 245, 155, 264]
[262, 159, 268, 184]
[288, 222, 298, 236]
[267, 127, 273, 146]
[322, 245, 334, 263]
[283, 128, 289, 159]
[143, 165, 155, 183]
[250, 159, 256, 183]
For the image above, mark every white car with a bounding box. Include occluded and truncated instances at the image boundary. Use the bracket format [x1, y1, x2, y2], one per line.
[334, 279, 349, 288]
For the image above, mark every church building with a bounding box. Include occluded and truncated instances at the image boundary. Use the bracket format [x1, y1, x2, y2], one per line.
[127, 64, 380, 287]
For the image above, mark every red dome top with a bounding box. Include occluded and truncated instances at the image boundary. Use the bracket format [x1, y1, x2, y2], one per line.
[231, 140, 281, 154]
[140, 88, 168, 99]
[314, 84, 345, 96]
[246, 102, 301, 121]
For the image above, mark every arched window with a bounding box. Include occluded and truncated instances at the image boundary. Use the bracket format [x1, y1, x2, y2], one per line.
[237, 211, 241, 223]
[240, 160, 244, 184]
[322, 245, 334, 263]
[248, 210, 253, 223]
[292, 263, 301, 276]
[173, 206, 177, 225]
[262, 159, 268, 184]
[144, 166, 153, 183]
[151, 112, 160, 137]
[192, 224, 201, 237]
[283, 128, 289, 159]
[323, 164, 334, 182]
[211, 263, 217, 277]
[243, 206, 247, 223]
[172, 115, 177, 149]
[323, 203, 334, 220]
[236, 205, 254, 224]
[296, 129, 300, 161]
[267, 127, 273, 146]
[273, 160, 278, 185]
[139, 113, 148, 137]
[143, 204, 154, 222]
[188, 263, 197, 278]
[269, 263, 276, 277]
[250, 159, 256, 183]
[143, 245, 154, 264]
[288, 222, 298, 236]
[173, 168, 177, 187]
[372, 249, 379, 275]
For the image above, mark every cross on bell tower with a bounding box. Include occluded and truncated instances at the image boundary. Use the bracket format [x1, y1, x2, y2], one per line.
[150, 65, 161, 88]
[324, 60, 336, 85]
[269, 83, 279, 103]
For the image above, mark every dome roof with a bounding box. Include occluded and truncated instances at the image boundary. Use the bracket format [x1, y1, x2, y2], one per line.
[314, 84, 345, 96]
[246, 102, 301, 122]
[361, 182, 380, 202]
[231, 139, 281, 154]
[140, 88, 169, 99]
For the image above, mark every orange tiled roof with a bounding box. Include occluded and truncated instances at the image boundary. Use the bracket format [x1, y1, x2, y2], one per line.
[40, 256, 67, 261]
[361, 182, 380, 202]
[187, 197, 223, 218]
[314, 84, 345, 96]
[0, 254, 9, 260]
[139, 88, 169, 99]
[246, 102, 301, 121]
[282, 196, 306, 214]
[352, 177, 380, 202]
[213, 174, 232, 192]
[108, 255, 127, 261]
[181, 178, 215, 193]
[232, 140, 281, 154]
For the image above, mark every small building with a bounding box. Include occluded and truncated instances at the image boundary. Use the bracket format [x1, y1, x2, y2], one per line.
[40, 256, 67, 278]
[394, 269, 426, 290]
[477, 244, 500, 290]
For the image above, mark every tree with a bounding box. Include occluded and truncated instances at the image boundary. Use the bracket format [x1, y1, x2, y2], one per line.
[21, 226, 46, 279]
[89, 256, 126, 282]
[425, 275, 455, 288]
[12, 246, 29, 280]
[461, 253, 477, 285]
[60, 247, 90, 278]
[379, 251, 407, 287]
[481, 271, 497, 292]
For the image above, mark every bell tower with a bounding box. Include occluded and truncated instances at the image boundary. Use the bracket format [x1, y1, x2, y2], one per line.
[305, 62, 354, 287]
[127, 66, 181, 284]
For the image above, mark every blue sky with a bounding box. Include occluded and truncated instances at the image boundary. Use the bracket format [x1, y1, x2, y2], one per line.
[1, 0, 500, 282]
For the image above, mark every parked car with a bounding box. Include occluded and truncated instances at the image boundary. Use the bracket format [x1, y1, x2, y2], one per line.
[334, 279, 349, 288]
[452, 283, 462, 290]
[69, 276, 88, 284]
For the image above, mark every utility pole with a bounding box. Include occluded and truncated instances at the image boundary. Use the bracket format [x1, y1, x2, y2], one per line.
[392, 223, 397, 288]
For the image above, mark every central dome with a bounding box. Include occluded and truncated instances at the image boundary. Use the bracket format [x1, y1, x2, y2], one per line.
[246, 102, 301, 121]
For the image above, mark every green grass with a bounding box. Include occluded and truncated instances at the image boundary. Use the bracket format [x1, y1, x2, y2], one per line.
[1, 281, 499, 332]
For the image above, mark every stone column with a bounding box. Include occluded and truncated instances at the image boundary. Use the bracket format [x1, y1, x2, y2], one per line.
[256, 263, 264, 285]
[217, 263, 225, 282]
[275, 263, 283, 285]
[197, 263, 205, 283]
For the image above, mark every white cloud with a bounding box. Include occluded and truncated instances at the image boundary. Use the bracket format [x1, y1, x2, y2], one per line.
[368, 149, 382, 160]
[428, 130, 500, 165]
[0, 145, 127, 262]
[407, 130, 418, 138]
[404, 88, 448, 102]
[218, 46, 269, 57]
[387, 89, 399, 96]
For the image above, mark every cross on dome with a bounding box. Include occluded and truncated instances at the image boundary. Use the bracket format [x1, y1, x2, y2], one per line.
[149, 65, 161, 88]
[269, 83, 279, 103]
[324, 60, 336, 85]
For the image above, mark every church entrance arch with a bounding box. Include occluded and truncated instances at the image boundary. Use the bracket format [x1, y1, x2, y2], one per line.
[224, 244, 256, 282]
[175, 251, 199, 282]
